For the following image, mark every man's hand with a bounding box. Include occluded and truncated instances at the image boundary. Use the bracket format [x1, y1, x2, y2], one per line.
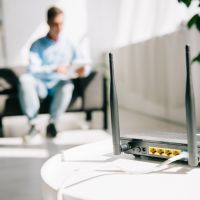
[76, 67, 85, 77]
[55, 65, 68, 74]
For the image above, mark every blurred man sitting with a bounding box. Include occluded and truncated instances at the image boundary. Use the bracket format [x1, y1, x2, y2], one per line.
[19, 6, 91, 140]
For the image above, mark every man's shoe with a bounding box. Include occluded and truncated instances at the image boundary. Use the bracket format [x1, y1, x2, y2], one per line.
[22, 125, 40, 143]
[46, 123, 57, 138]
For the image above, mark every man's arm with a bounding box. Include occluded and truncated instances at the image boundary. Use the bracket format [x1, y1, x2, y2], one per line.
[28, 50, 57, 74]
[29, 47, 68, 75]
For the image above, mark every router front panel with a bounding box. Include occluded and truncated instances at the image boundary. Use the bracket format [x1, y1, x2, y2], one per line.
[121, 138, 200, 161]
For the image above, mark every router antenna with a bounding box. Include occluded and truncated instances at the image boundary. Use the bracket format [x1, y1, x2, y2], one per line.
[109, 53, 121, 155]
[185, 45, 199, 167]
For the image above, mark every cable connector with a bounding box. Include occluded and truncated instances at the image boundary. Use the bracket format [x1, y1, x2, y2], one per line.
[121, 143, 132, 152]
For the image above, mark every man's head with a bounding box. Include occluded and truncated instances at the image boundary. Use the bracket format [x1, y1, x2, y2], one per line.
[47, 6, 64, 40]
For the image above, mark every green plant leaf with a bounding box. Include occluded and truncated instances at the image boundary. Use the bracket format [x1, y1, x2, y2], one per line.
[196, 15, 200, 31]
[177, 0, 192, 7]
[187, 14, 199, 29]
[192, 53, 200, 63]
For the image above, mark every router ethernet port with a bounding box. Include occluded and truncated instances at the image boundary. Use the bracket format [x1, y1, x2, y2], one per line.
[173, 150, 181, 156]
[149, 147, 157, 154]
[157, 148, 164, 155]
[165, 149, 172, 156]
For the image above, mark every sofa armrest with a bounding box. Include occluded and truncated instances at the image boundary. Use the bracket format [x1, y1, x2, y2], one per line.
[0, 68, 20, 95]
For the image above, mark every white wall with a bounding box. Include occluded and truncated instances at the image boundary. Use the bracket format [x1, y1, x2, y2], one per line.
[0, 0, 5, 66]
[114, 0, 199, 47]
[86, 0, 121, 66]
[2, 0, 52, 66]
[0, 27, 4, 66]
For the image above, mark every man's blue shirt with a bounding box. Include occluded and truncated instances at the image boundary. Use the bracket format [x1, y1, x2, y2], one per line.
[28, 35, 79, 88]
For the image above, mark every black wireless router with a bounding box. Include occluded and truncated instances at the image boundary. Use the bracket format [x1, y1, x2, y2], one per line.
[109, 45, 200, 167]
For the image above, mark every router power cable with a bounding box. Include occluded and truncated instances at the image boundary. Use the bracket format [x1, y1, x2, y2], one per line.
[114, 151, 189, 174]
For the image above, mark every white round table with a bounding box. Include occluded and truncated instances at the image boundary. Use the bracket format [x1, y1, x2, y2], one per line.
[41, 139, 200, 200]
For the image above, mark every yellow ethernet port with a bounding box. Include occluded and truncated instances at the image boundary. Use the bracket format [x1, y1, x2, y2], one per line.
[149, 147, 157, 154]
[172, 149, 181, 156]
[165, 149, 173, 157]
[157, 148, 164, 155]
